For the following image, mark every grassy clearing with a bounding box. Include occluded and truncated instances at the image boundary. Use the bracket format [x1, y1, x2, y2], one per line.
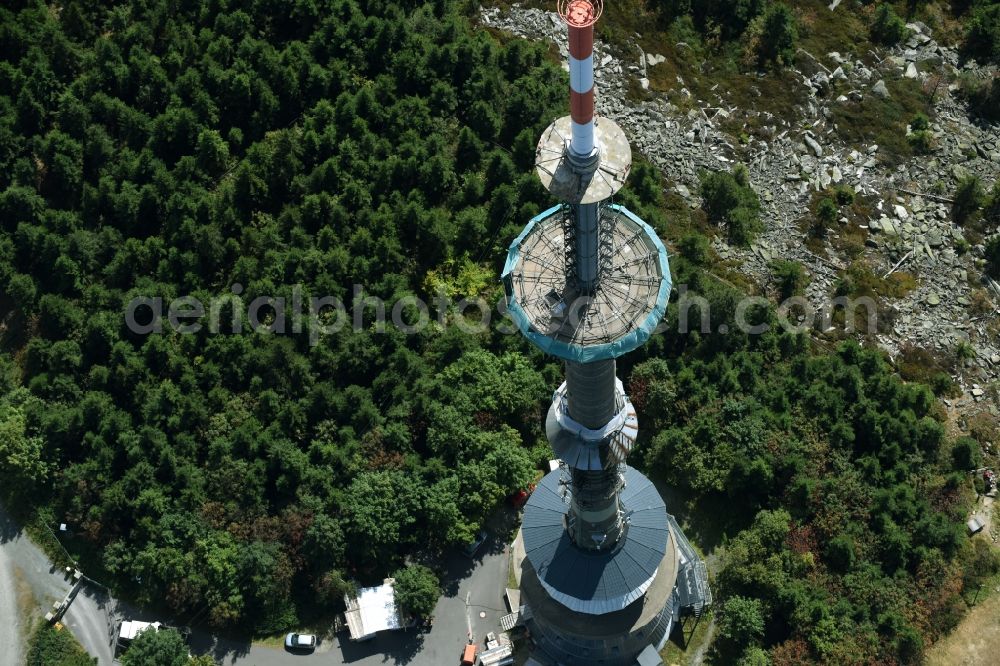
[926, 584, 1000, 666]
[797, 188, 874, 258]
[828, 73, 936, 164]
[837, 259, 918, 300]
[661, 611, 716, 666]
[896, 344, 961, 396]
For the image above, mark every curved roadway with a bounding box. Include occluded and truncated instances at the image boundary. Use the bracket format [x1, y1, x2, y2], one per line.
[0, 505, 78, 666]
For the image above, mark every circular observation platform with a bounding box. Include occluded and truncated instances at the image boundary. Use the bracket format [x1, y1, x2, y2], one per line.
[521, 466, 674, 615]
[536, 116, 632, 204]
[501, 204, 671, 363]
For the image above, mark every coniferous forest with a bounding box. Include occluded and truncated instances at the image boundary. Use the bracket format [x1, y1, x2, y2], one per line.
[0, 1, 996, 664]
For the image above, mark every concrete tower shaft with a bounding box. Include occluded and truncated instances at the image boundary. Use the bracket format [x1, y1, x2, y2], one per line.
[564, 358, 626, 549]
[565, 358, 616, 428]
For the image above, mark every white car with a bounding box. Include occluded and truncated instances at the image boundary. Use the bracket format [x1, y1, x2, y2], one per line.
[284, 633, 317, 651]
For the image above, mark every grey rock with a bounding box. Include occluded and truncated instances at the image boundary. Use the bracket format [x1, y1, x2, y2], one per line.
[804, 134, 823, 157]
[872, 80, 891, 99]
[905, 62, 919, 79]
[926, 292, 941, 306]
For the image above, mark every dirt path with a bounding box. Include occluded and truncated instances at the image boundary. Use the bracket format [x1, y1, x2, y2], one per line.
[688, 617, 716, 666]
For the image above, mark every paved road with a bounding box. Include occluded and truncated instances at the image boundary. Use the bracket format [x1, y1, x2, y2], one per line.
[0, 505, 78, 666]
[61, 586, 127, 665]
[0, 503, 513, 666]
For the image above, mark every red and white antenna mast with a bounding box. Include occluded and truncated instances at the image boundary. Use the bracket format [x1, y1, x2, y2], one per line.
[560, 0, 603, 158]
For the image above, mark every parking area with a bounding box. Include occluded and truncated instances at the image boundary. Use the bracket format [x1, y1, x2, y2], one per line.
[189, 534, 512, 666]
[2, 501, 516, 666]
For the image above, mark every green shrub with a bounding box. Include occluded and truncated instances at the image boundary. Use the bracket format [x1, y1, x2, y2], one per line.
[871, 4, 909, 46]
[119, 630, 189, 666]
[679, 232, 711, 265]
[826, 534, 856, 572]
[755, 3, 798, 67]
[719, 595, 766, 646]
[929, 372, 956, 397]
[983, 181, 1000, 228]
[985, 235, 1000, 278]
[953, 175, 984, 224]
[737, 646, 771, 666]
[962, 75, 1000, 122]
[653, 0, 766, 41]
[700, 167, 762, 246]
[908, 130, 934, 154]
[728, 204, 764, 247]
[907, 113, 934, 154]
[817, 197, 838, 225]
[834, 185, 855, 206]
[951, 437, 982, 471]
[965, 4, 1000, 64]
[770, 259, 809, 298]
[392, 564, 441, 618]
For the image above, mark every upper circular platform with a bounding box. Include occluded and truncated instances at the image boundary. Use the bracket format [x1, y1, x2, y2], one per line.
[521, 466, 673, 615]
[501, 204, 671, 363]
[535, 116, 631, 204]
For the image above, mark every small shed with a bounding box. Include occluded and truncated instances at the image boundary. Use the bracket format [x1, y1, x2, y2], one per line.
[967, 516, 986, 535]
[343, 578, 405, 641]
